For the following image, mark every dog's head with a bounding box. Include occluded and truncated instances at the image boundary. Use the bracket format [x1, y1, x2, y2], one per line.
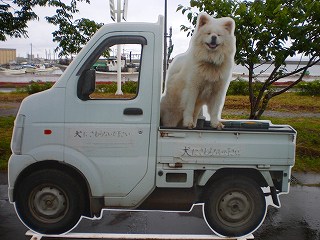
[192, 13, 236, 64]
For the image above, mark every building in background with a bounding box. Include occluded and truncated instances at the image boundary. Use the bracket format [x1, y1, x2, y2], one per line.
[0, 48, 16, 64]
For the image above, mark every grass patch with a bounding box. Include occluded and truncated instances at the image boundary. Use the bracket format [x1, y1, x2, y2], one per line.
[0, 116, 14, 170]
[267, 93, 320, 112]
[0, 92, 28, 102]
[265, 117, 320, 172]
[224, 93, 320, 113]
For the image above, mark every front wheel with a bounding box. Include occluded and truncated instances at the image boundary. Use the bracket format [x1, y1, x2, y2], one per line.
[203, 176, 266, 237]
[15, 169, 86, 234]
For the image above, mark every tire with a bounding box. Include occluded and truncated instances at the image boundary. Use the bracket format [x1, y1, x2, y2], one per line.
[15, 169, 86, 234]
[203, 175, 266, 237]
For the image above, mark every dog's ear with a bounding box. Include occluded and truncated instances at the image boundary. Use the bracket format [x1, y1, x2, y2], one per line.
[223, 18, 235, 34]
[197, 13, 210, 29]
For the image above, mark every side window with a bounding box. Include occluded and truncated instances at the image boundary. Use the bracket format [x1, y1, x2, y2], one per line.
[77, 36, 146, 100]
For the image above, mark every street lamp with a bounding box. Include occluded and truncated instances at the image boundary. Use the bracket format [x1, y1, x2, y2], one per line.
[109, 0, 128, 95]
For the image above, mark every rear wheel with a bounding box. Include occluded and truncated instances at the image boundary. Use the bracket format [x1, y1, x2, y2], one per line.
[15, 169, 86, 234]
[203, 176, 266, 237]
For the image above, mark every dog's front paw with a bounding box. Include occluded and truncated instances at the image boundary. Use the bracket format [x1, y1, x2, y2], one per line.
[211, 121, 224, 130]
[183, 117, 196, 129]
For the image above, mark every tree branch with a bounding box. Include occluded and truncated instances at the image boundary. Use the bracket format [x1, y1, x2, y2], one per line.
[270, 57, 319, 84]
[271, 66, 309, 98]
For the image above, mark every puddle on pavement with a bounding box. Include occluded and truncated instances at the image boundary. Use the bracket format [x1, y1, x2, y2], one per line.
[255, 185, 320, 240]
[256, 209, 320, 240]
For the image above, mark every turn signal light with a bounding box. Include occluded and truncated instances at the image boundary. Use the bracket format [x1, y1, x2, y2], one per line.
[44, 129, 52, 135]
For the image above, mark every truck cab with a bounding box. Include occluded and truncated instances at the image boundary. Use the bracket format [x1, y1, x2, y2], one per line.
[8, 16, 296, 237]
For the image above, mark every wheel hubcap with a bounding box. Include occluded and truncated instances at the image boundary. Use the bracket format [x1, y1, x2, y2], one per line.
[30, 186, 68, 223]
[217, 191, 252, 225]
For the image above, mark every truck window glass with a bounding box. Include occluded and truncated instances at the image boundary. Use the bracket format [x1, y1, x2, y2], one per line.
[82, 43, 142, 100]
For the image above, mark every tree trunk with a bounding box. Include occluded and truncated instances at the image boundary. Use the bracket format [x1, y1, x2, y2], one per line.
[248, 64, 256, 119]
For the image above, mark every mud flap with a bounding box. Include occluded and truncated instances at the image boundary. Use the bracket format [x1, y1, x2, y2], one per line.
[270, 186, 280, 207]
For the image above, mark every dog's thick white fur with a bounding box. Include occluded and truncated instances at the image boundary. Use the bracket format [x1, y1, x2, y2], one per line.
[160, 13, 236, 129]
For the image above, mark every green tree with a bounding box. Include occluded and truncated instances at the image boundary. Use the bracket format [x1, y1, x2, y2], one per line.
[46, 15, 103, 58]
[178, 0, 320, 119]
[0, 0, 103, 57]
[0, 1, 37, 41]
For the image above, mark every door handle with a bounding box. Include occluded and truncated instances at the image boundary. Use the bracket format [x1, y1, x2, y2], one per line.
[123, 108, 143, 115]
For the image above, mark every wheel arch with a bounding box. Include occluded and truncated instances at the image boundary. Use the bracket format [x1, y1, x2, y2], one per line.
[13, 160, 92, 217]
[199, 168, 268, 202]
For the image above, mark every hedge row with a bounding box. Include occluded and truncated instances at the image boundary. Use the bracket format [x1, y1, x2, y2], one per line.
[17, 79, 320, 96]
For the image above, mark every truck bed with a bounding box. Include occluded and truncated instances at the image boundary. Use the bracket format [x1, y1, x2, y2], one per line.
[158, 120, 296, 168]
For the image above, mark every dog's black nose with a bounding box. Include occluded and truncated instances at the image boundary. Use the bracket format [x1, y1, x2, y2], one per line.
[211, 36, 217, 44]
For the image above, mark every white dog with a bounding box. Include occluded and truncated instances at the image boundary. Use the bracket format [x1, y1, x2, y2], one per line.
[160, 13, 236, 129]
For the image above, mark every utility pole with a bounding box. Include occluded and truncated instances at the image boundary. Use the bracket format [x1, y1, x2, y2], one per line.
[109, 0, 128, 95]
[163, 0, 167, 90]
[163, 0, 173, 92]
[30, 43, 33, 63]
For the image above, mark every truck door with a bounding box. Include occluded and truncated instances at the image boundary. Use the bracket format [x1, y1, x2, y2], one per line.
[64, 34, 154, 199]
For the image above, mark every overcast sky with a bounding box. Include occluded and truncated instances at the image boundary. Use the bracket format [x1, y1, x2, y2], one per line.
[0, 0, 195, 59]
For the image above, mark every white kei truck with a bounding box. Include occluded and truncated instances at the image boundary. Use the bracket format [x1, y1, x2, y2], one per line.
[8, 16, 296, 238]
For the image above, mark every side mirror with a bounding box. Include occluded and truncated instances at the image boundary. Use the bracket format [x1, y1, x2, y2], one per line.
[77, 69, 96, 100]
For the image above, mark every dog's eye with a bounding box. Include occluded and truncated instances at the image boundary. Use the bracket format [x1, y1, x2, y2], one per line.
[207, 32, 211, 35]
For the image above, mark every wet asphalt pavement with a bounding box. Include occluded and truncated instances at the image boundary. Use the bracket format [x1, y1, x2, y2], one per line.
[1, 171, 319, 240]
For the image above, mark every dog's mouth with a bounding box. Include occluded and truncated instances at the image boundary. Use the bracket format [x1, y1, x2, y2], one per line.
[206, 43, 219, 49]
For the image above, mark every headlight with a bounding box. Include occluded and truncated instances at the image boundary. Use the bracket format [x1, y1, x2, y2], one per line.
[11, 114, 25, 155]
